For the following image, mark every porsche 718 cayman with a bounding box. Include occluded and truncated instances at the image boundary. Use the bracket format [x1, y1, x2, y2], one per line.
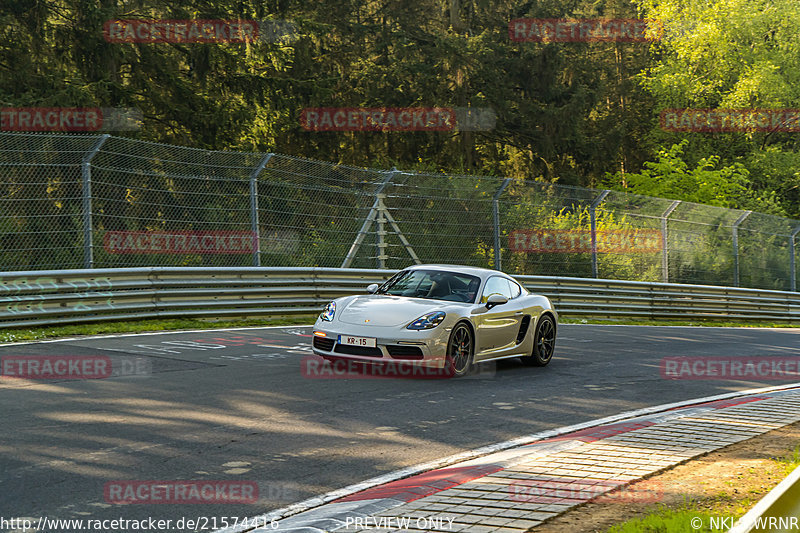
[311, 264, 558, 377]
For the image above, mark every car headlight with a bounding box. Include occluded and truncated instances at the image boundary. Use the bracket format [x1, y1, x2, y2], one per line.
[407, 311, 446, 330]
[320, 301, 336, 322]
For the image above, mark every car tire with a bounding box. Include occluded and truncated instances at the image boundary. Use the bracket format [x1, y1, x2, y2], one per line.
[445, 322, 474, 378]
[521, 314, 556, 367]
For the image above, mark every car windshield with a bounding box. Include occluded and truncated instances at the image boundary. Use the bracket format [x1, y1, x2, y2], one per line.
[378, 269, 480, 303]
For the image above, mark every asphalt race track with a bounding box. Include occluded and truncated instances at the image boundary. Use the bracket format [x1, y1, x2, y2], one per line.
[1, 324, 799, 531]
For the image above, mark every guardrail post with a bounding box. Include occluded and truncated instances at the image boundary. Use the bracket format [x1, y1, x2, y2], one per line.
[791, 225, 800, 292]
[249, 154, 273, 267]
[342, 169, 397, 268]
[661, 200, 681, 283]
[590, 190, 610, 278]
[81, 134, 110, 269]
[732, 211, 752, 287]
[493, 178, 513, 271]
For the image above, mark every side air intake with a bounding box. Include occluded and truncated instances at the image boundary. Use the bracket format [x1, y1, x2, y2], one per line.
[516, 315, 531, 344]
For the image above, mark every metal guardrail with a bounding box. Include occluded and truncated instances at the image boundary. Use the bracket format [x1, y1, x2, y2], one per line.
[520, 276, 800, 322]
[4, 132, 800, 292]
[729, 464, 800, 532]
[0, 267, 798, 329]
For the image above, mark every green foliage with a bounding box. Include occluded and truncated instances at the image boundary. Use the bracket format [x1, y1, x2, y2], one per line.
[636, 0, 800, 218]
[0, 0, 655, 183]
[503, 185, 661, 280]
[3, 0, 798, 218]
[1, 0, 799, 288]
[774, 445, 800, 476]
[605, 506, 727, 533]
[605, 140, 753, 209]
[745, 147, 800, 217]
[638, 0, 800, 109]
[602, 141, 796, 288]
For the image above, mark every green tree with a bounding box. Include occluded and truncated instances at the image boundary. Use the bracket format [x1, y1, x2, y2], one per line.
[603, 140, 776, 210]
[634, 0, 800, 217]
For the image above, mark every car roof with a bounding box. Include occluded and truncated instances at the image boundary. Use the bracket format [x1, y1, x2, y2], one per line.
[403, 263, 509, 280]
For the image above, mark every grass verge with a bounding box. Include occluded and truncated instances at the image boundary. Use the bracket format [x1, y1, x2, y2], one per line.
[560, 317, 798, 328]
[601, 443, 800, 533]
[0, 315, 317, 343]
[534, 422, 800, 533]
[605, 506, 721, 532]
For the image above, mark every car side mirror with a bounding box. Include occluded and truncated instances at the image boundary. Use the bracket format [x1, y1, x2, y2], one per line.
[366, 283, 379, 294]
[486, 293, 508, 309]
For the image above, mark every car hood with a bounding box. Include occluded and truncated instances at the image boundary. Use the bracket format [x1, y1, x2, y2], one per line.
[338, 295, 447, 327]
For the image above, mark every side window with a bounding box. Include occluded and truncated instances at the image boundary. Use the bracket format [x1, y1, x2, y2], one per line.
[508, 280, 521, 299]
[481, 276, 512, 303]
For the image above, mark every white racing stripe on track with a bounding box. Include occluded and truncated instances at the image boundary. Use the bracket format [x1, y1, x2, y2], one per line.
[0, 324, 315, 348]
[2, 323, 792, 349]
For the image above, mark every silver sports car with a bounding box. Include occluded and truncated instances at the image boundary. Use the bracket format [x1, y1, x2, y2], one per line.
[311, 264, 558, 377]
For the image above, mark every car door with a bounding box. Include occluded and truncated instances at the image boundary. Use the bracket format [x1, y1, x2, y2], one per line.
[472, 276, 523, 360]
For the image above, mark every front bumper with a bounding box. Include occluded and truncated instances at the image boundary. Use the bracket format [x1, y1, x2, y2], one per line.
[311, 322, 450, 368]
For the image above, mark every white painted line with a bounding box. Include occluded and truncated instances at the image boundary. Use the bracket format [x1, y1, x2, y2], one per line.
[215, 381, 800, 533]
[4, 321, 796, 349]
[562, 323, 800, 330]
[0, 324, 314, 348]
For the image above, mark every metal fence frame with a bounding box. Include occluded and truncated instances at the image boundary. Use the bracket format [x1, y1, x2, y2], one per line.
[2, 132, 799, 292]
[0, 267, 797, 329]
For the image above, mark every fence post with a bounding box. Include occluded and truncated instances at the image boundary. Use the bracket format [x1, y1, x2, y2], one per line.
[791, 225, 800, 292]
[732, 211, 752, 287]
[661, 200, 681, 283]
[249, 154, 273, 267]
[493, 178, 513, 271]
[81, 134, 110, 269]
[590, 190, 611, 278]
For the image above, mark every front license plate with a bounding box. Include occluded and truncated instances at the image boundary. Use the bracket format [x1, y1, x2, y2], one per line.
[338, 335, 377, 348]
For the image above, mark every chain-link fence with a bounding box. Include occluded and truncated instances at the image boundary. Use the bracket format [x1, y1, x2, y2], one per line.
[2, 131, 799, 291]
